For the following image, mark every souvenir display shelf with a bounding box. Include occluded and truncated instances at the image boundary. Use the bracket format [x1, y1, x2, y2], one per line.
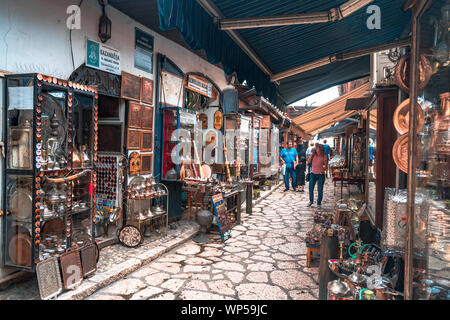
[2, 73, 98, 271]
[125, 176, 168, 237]
[161, 107, 201, 181]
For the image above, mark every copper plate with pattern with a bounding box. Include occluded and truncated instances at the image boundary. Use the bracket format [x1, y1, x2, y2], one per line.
[80, 243, 97, 278]
[36, 257, 63, 300]
[118, 225, 142, 248]
[392, 133, 422, 174]
[393, 98, 424, 135]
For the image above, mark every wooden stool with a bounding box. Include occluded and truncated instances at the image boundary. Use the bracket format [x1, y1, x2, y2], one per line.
[306, 244, 321, 267]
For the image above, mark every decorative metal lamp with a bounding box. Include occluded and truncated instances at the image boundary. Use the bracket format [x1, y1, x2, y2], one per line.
[98, 4, 111, 43]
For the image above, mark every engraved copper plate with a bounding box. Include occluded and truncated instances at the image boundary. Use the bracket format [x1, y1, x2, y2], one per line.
[140, 130, 153, 152]
[80, 243, 97, 278]
[141, 78, 154, 105]
[36, 257, 63, 300]
[8, 233, 32, 267]
[393, 98, 424, 135]
[392, 133, 422, 174]
[128, 102, 142, 128]
[140, 154, 152, 175]
[141, 105, 154, 129]
[129, 151, 141, 176]
[60, 248, 83, 290]
[121, 71, 141, 101]
[127, 129, 140, 149]
[118, 225, 142, 248]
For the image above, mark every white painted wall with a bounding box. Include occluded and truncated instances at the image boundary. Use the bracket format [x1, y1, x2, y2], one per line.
[0, 0, 232, 278]
[0, 0, 231, 90]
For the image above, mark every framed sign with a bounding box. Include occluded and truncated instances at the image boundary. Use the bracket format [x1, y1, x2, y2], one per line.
[128, 102, 142, 128]
[141, 77, 154, 105]
[211, 193, 232, 242]
[214, 110, 223, 130]
[121, 71, 141, 102]
[140, 154, 152, 175]
[160, 70, 184, 107]
[126, 128, 141, 149]
[135, 28, 154, 74]
[185, 74, 218, 100]
[141, 105, 153, 129]
[86, 39, 121, 75]
[140, 130, 153, 152]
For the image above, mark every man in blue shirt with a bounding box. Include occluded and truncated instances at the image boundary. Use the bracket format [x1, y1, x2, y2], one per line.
[280, 141, 298, 191]
[323, 139, 331, 160]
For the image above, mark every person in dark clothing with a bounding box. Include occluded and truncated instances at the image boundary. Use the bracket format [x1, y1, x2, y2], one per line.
[295, 156, 307, 192]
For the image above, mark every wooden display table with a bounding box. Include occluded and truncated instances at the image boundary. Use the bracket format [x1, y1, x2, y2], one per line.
[332, 177, 365, 198]
[306, 242, 321, 267]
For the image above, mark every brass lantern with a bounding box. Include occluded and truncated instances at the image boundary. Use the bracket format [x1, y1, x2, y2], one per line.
[98, 4, 111, 43]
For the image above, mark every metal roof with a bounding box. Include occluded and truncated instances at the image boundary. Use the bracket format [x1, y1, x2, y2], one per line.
[110, 0, 412, 105]
[292, 82, 371, 135]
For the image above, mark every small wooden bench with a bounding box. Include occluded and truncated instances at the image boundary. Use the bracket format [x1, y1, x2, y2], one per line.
[306, 243, 321, 267]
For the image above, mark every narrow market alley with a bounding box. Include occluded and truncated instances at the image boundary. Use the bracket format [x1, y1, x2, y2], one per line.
[0, 179, 342, 300]
[84, 181, 337, 300]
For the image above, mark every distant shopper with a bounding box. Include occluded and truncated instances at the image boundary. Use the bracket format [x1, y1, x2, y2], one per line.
[369, 139, 376, 177]
[323, 139, 331, 160]
[296, 139, 306, 159]
[307, 143, 328, 208]
[323, 139, 331, 177]
[280, 141, 298, 191]
[296, 156, 307, 192]
[306, 142, 315, 179]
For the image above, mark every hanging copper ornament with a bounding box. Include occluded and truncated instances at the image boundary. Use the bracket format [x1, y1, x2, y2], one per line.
[393, 98, 424, 135]
[392, 133, 423, 173]
[395, 53, 432, 93]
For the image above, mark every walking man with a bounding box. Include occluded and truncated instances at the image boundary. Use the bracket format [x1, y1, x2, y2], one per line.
[280, 141, 298, 191]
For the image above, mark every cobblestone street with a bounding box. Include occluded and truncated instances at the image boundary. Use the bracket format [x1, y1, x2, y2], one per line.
[85, 180, 337, 300]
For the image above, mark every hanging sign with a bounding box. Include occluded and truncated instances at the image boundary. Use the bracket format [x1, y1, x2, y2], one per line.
[135, 28, 154, 74]
[86, 39, 121, 75]
[186, 75, 218, 99]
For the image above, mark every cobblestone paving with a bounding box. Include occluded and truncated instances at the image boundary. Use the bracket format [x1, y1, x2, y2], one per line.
[86, 180, 337, 300]
[0, 220, 198, 300]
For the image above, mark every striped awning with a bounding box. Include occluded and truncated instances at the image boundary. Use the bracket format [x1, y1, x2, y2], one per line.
[292, 82, 371, 135]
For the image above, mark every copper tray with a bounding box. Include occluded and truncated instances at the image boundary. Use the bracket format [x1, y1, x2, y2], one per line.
[8, 232, 32, 267]
[80, 243, 97, 278]
[59, 248, 83, 290]
[392, 133, 422, 173]
[118, 225, 142, 248]
[36, 257, 63, 300]
[393, 98, 424, 135]
[395, 53, 432, 93]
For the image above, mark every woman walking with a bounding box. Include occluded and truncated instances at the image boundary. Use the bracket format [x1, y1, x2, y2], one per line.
[307, 143, 328, 208]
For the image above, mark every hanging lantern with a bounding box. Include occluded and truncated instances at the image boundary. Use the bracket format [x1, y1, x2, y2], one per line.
[98, 4, 111, 43]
